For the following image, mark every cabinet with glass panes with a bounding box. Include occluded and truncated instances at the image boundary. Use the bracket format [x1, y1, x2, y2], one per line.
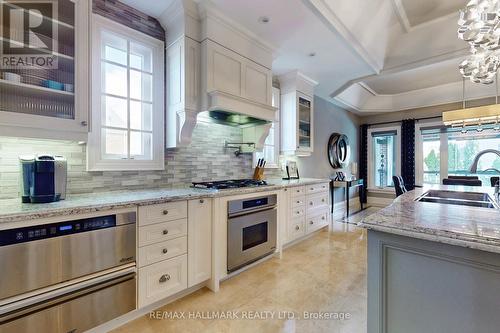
[0, 0, 89, 140]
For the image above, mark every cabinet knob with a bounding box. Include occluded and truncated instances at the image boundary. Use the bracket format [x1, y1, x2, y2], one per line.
[295, 225, 300, 231]
[162, 210, 169, 215]
[159, 274, 171, 283]
[296, 200, 300, 204]
[80, 121, 87, 126]
[162, 248, 168, 254]
[284, 188, 287, 192]
[296, 189, 300, 193]
[199, 199, 204, 203]
[162, 229, 169, 235]
[310, 188, 314, 190]
[322, 216, 326, 220]
[296, 211, 300, 214]
[309, 221, 314, 225]
[322, 199, 325, 202]
[309, 202, 313, 205]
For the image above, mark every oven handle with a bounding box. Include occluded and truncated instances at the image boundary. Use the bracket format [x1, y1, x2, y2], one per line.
[0, 264, 136, 317]
[228, 205, 277, 218]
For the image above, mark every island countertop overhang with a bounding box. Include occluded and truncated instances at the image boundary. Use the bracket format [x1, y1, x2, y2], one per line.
[359, 185, 500, 254]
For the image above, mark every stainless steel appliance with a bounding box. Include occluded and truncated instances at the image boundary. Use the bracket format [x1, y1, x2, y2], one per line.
[0, 212, 137, 333]
[19, 154, 67, 203]
[227, 194, 277, 272]
[192, 179, 268, 190]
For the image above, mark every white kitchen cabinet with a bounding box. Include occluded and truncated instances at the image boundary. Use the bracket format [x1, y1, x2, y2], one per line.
[201, 39, 273, 115]
[187, 198, 212, 287]
[0, 0, 89, 141]
[279, 71, 318, 156]
[284, 183, 330, 245]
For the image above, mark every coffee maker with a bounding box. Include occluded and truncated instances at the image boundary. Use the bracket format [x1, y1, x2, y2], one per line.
[19, 155, 67, 203]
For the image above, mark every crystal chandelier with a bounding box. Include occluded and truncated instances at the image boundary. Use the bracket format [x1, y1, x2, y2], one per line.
[458, 0, 500, 84]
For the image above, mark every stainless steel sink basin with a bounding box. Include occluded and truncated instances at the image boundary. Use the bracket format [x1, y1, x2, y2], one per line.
[415, 190, 499, 209]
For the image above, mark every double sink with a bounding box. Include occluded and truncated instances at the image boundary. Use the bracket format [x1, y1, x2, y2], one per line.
[415, 190, 499, 209]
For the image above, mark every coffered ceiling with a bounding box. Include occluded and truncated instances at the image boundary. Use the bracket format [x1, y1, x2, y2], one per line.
[393, 0, 465, 31]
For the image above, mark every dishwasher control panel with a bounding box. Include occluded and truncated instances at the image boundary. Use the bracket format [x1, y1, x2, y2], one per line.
[0, 215, 116, 246]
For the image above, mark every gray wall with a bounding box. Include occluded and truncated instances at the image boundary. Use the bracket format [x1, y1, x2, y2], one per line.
[294, 96, 361, 202]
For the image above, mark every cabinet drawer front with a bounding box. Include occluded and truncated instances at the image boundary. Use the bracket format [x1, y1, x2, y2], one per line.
[287, 218, 305, 242]
[138, 201, 187, 226]
[306, 193, 329, 212]
[138, 255, 188, 308]
[291, 197, 306, 208]
[290, 206, 306, 219]
[306, 183, 329, 195]
[306, 210, 329, 233]
[139, 219, 188, 247]
[138, 237, 187, 268]
[290, 186, 306, 197]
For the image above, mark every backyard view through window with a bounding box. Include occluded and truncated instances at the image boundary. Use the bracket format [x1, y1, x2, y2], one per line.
[422, 130, 500, 185]
[372, 132, 397, 188]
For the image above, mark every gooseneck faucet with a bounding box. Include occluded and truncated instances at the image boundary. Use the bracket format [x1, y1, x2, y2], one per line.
[469, 149, 500, 173]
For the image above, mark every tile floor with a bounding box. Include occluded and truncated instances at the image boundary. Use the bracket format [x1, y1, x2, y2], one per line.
[113, 207, 379, 333]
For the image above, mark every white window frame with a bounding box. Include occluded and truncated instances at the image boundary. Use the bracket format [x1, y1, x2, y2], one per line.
[415, 120, 447, 186]
[254, 87, 280, 169]
[87, 14, 164, 171]
[367, 125, 401, 191]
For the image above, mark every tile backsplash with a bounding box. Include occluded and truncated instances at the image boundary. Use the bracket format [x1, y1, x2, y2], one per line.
[0, 121, 275, 200]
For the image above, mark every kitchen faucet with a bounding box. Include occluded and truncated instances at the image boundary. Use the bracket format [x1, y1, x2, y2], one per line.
[469, 149, 500, 174]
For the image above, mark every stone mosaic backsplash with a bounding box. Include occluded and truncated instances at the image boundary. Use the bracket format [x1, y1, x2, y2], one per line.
[0, 121, 280, 200]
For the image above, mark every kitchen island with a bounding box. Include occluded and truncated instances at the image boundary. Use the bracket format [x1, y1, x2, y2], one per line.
[360, 185, 500, 333]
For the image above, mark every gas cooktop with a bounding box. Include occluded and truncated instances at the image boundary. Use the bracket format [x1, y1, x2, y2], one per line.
[192, 179, 268, 190]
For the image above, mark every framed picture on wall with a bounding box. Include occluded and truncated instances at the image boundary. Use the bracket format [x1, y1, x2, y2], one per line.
[283, 161, 300, 180]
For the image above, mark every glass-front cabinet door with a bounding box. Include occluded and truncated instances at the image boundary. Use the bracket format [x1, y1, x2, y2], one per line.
[0, 0, 89, 139]
[297, 92, 313, 152]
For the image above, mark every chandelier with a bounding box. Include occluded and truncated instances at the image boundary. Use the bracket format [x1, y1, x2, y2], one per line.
[458, 0, 500, 84]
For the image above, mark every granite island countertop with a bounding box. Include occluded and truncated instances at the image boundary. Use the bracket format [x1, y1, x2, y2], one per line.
[359, 185, 500, 254]
[0, 178, 330, 224]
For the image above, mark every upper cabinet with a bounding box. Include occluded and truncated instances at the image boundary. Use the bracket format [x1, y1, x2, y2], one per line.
[0, 0, 89, 140]
[279, 71, 318, 156]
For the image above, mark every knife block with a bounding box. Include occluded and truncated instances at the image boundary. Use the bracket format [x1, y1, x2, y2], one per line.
[253, 167, 265, 181]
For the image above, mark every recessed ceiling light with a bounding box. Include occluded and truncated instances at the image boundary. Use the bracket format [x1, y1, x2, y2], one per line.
[258, 16, 270, 24]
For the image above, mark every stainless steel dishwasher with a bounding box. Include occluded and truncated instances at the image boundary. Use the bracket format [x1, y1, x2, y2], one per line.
[0, 211, 137, 333]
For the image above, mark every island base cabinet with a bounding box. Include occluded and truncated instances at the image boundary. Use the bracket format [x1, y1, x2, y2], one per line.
[368, 230, 500, 333]
[138, 255, 188, 308]
[187, 199, 212, 287]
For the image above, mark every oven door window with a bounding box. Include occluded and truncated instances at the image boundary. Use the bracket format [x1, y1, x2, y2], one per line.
[242, 222, 268, 251]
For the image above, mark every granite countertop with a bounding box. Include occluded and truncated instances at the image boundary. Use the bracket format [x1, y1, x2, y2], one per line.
[359, 185, 500, 254]
[0, 178, 329, 224]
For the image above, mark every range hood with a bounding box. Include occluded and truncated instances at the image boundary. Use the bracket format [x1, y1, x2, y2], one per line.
[206, 110, 269, 127]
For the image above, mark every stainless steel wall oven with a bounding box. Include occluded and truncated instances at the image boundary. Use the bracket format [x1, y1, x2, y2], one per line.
[0, 211, 137, 333]
[227, 194, 277, 272]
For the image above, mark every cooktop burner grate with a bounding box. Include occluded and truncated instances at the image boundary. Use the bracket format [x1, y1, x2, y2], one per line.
[192, 179, 268, 190]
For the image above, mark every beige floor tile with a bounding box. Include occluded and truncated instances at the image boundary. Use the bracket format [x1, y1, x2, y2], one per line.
[112, 211, 372, 333]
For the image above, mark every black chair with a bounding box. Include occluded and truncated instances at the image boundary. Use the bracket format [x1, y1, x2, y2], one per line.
[491, 176, 500, 187]
[442, 178, 482, 186]
[392, 176, 407, 197]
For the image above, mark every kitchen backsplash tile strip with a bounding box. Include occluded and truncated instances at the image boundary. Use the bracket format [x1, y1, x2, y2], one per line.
[0, 121, 270, 200]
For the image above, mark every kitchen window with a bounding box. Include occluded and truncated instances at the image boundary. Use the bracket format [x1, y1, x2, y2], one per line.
[254, 87, 280, 168]
[87, 15, 164, 171]
[367, 126, 401, 190]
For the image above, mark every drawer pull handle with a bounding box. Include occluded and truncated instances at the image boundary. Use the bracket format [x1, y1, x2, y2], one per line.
[296, 190, 300, 193]
[162, 210, 169, 215]
[310, 188, 314, 190]
[309, 221, 314, 225]
[200, 199, 204, 203]
[163, 229, 169, 235]
[295, 225, 300, 231]
[162, 248, 168, 254]
[309, 202, 313, 205]
[159, 274, 171, 283]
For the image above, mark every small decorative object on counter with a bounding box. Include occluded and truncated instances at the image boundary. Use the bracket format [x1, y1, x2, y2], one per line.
[333, 171, 346, 181]
[283, 160, 299, 180]
[253, 158, 266, 180]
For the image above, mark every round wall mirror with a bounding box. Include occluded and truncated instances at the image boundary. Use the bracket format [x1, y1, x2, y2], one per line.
[328, 133, 350, 169]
